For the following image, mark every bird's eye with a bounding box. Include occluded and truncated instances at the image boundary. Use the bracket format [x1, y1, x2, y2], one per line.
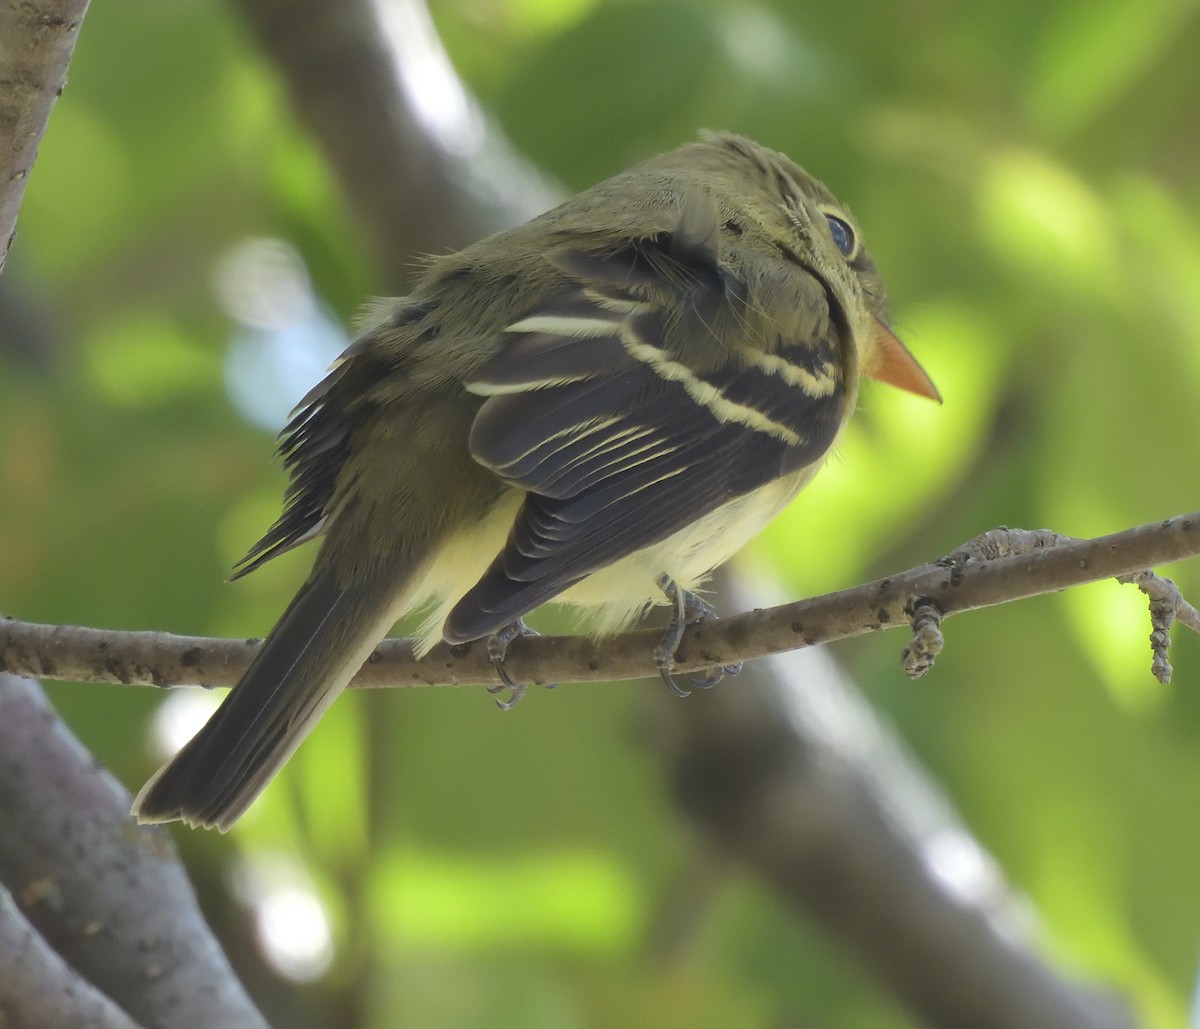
[824, 213, 856, 259]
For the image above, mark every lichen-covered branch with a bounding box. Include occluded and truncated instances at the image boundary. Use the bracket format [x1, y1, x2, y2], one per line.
[1117, 569, 1198, 683]
[899, 526, 1200, 683]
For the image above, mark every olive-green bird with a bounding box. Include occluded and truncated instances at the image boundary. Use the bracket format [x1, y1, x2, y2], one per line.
[134, 133, 939, 831]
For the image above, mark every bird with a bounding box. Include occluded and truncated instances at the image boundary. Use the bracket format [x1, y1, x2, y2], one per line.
[133, 132, 940, 831]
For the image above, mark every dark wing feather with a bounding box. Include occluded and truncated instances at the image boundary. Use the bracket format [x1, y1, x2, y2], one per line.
[229, 366, 353, 580]
[230, 321, 408, 579]
[445, 221, 847, 643]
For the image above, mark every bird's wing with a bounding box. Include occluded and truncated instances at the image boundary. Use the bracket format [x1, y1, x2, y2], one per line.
[229, 301, 434, 580]
[445, 207, 848, 642]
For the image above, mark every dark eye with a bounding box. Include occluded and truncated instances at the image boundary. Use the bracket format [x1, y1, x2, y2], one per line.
[824, 214, 856, 258]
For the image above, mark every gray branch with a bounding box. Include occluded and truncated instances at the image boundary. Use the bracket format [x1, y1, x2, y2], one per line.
[3, 515, 1196, 691]
[0, 675, 268, 1029]
[231, 0, 554, 288]
[663, 575, 1133, 1028]
[0, 884, 142, 1029]
[0, 0, 91, 274]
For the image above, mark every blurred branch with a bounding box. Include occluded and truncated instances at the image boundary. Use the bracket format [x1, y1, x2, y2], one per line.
[663, 576, 1133, 1028]
[0, 884, 142, 1029]
[0, 7, 269, 1026]
[230, 0, 554, 289]
[0, 674, 269, 1029]
[0, 0, 91, 275]
[4, 512, 1197, 689]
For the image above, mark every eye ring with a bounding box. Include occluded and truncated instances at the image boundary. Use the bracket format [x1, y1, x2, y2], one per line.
[822, 211, 858, 261]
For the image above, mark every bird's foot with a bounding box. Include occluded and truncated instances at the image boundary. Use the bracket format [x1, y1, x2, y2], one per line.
[486, 619, 550, 710]
[654, 575, 742, 697]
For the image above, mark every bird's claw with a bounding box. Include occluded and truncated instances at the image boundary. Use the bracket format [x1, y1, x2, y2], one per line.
[487, 619, 550, 710]
[686, 662, 742, 690]
[654, 575, 740, 697]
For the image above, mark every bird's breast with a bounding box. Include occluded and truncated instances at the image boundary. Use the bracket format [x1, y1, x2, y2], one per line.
[556, 460, 823, 634]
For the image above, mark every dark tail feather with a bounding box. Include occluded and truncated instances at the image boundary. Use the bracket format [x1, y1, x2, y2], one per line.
[133, 564, 405, 832]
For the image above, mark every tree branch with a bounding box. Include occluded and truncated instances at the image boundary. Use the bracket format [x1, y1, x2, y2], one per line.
[0, 674, 269, 1028]
[662, 597, 1134, 1028]
[0, 883, 143, 1029]
[4, 513, 1196, 691]
[230, 0, 553, 288]
[0, 0, 91, 275]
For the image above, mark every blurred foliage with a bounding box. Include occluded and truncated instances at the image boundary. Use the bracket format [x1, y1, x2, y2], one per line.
[3, 0, 1200, 1026]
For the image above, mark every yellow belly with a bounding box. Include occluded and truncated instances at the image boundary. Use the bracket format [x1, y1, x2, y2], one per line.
[404, 462, 819, 654]
[555, 463, 820, 633]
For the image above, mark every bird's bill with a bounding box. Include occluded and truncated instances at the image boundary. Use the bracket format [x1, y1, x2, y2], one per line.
[865, 319, 942, 402]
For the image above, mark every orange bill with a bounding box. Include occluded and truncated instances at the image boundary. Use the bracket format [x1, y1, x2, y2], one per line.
[865, 318, 942, 402]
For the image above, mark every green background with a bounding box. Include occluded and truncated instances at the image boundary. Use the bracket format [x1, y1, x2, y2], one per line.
[3, 0, 1199, 1025]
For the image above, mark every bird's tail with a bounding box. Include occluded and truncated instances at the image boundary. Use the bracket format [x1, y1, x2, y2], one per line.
[133, 559, 410, 832]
